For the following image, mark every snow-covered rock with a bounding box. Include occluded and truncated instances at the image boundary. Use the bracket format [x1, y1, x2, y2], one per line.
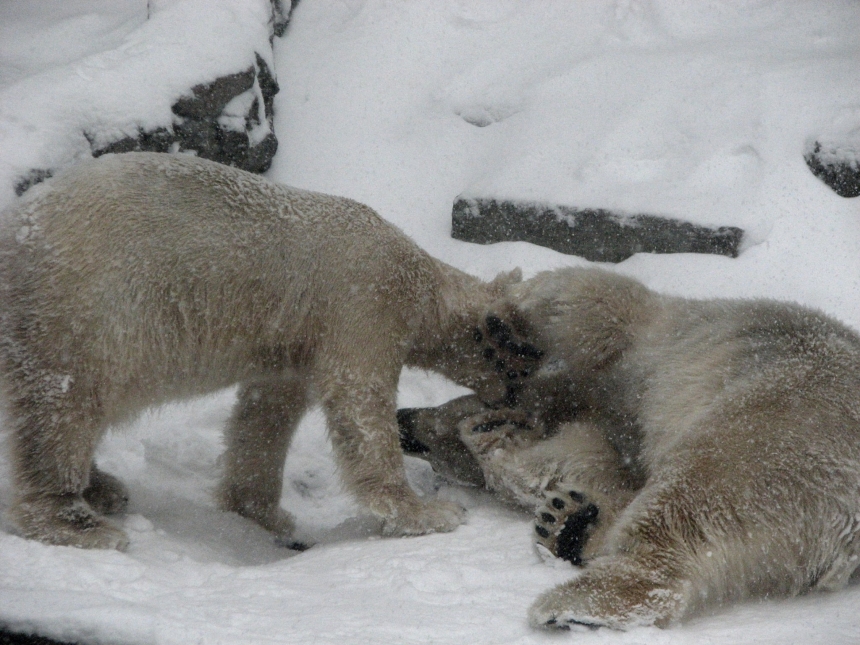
[452, 197, 743, 263]
[89, 51, 279, 176]
[1, 0, 283, 205]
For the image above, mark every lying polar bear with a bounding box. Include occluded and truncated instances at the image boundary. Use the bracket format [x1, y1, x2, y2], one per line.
[399, 267, 860, 630]
[0, 152, 542, 551]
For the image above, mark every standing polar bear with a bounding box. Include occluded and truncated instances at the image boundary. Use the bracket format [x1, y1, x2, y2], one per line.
[0, 152, 542, 551]
[399, 267, 860, 629]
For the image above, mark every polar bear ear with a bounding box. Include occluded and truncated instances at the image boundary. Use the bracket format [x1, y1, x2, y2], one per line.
[489, 267, 523, 295]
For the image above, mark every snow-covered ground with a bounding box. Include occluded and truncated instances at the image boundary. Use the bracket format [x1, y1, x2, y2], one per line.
[2, 1, 860, 643]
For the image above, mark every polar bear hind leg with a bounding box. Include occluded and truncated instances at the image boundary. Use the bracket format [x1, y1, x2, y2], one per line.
[8, 370, 129, 550]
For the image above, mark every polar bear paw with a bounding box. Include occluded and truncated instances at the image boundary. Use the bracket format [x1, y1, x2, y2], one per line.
[476, 313, 544, 406]
[534, 488, 599, 566]
[380, 497, 466, 537]
[457, 408, 539, 455]
[12, 494, 130, 550]
[529, 556, 686, 630]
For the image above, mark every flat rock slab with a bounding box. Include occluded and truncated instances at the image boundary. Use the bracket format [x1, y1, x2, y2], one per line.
[0, 629, 72, 645]
[452, 197, 743, 263]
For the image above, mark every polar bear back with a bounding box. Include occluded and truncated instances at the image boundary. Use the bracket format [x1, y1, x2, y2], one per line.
[0, 152, 437, 414]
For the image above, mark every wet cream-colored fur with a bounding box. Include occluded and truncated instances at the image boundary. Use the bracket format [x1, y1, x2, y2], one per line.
[0, 152, 535, 550]
[401, 267, 860, 629]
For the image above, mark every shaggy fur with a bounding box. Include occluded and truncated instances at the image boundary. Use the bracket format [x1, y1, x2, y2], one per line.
[0, 152, 542, 550]
[399, 267, 860, 629]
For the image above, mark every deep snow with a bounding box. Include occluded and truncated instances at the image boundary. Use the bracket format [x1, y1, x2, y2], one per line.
[1, 1, 860, 644]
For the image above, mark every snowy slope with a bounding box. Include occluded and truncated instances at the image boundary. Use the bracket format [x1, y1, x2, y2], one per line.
[2, 1, 860, 644]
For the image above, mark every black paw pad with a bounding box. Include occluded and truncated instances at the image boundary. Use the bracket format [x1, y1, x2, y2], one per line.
[507, 341, 543, 361]
[485, 314, 512, 343]
[534, 489, 600, 565]
[504, 385, 520, 407]
[485, 315, 544, 362]
[555, 503, 599, 566]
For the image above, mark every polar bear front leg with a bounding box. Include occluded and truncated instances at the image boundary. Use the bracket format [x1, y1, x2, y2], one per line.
[529, 554, 688, 630]
[321, 370, 465, 536]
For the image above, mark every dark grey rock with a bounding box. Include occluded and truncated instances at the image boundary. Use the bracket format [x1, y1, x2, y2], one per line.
[172, 67, 256, 120]
[173, 119, 220, 153]
[271, 0, 299, 38]
[804, 140, 860, 198]
[14, 169, 53, 196]
[13, 3, 289, 197]
[243, 131, 280, 174]
[0, 628, 75, 645]
[452, 197, 744, 263]
[255, 52, 279, 121]
[90, 126, 175, 156]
